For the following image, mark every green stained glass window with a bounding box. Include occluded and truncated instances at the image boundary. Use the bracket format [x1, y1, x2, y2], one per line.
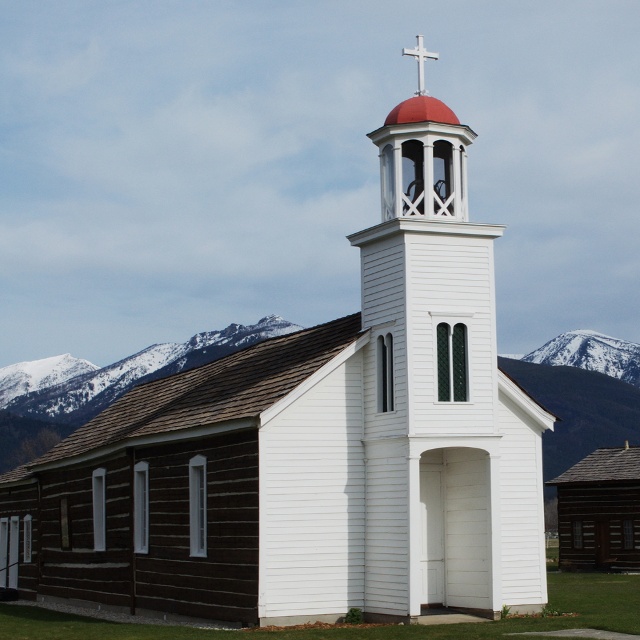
[452, 323, 468, 402]
[437, 323, 450, 401]
[437, 322, 468, 402]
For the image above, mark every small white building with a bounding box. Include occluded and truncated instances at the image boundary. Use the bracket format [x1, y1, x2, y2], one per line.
[0, 37, 554, 626]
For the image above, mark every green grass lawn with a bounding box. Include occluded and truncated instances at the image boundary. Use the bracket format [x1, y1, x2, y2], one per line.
[2, 572, 640, 640]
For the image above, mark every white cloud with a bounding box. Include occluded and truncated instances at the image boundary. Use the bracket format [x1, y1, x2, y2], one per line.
[2, 0, 640, 366]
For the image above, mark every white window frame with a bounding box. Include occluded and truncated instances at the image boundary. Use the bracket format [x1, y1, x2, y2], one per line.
[92, 468, 107, 552]
[133, 461, 149, 554]
[430, 312, 474, 404]
[23, 515, 32, 564]
[0, 517, 8, 588]
[8, 516, 19, 589]
[189, 455, 207, 558]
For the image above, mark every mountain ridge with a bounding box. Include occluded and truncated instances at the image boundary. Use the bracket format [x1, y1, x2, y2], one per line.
[3, 322, 640, 487]
[3, 315, 303, 427]
[522, 329, 640, 387]
[0, 354, 99, 408]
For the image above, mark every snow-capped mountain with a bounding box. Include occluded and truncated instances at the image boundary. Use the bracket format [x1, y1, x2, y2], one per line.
[521, 330, 640, 387]
[0, 354, 99, 408]
[4, 315, 303, 426]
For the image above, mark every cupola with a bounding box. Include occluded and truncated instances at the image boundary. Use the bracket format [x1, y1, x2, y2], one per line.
[368, 36, 476, 222]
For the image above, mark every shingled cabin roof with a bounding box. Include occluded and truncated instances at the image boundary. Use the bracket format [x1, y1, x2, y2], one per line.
[0, 465, 34, 485]
[9, 313, 363, 473]
[548, 446, 640, 485]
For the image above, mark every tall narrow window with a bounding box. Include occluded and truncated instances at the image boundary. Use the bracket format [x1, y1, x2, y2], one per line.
[134, 461, 149, 554]
[189, 455, 207, 557]
[437, 322, 468, 402]
[572, 521, 583, 549]
[60, 498, 71, 550]
[0, 518, 8, 588]
[623, 520, 634, 550]
[23, 515, 32, 564]
[377, 333, 395, 412]
[92, 468, 106, 551]
[8, 517, 19, 589]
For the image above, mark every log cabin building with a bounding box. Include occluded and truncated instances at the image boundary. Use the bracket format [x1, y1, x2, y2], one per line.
[0, 38, 555, 626]
[548, 445, 640, 572]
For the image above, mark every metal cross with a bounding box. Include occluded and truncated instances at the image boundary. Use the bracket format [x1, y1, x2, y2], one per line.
[402, 35, 439, 96]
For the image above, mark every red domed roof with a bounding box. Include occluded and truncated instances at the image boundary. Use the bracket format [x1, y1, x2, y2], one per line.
[384, 95, 460, 126]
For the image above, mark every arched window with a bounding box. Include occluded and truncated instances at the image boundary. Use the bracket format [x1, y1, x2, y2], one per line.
[23, 515, 33, 564]
[437, 322, 468, 402]
[377, 333, 395, 412]
[92, 467, 106, 552]
[189, 455, 207, 557]
[134, 461, 149, 554]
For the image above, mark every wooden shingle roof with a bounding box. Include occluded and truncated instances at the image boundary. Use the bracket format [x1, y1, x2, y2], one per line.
[26, 313, 363, 470]
[0, 465, 33, 485]
[548, 446, 640, 485]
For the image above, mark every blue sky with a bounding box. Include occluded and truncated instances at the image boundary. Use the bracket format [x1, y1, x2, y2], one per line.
[1, 0, 640, 368]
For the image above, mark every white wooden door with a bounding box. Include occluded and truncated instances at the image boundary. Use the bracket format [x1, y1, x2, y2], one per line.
[420, 466, 444, 604]
[8, 517, 19, 589]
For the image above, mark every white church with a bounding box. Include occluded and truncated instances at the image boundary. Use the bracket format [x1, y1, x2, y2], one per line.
[0, 37, 554, 627]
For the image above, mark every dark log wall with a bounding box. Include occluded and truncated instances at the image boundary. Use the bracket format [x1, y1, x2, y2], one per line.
[0, 481, 39, 599]
[557, 483, 640, 571]
[0, 428, 259, 623]
[133, 429, 259, 625]
[38, 453, 133, 608]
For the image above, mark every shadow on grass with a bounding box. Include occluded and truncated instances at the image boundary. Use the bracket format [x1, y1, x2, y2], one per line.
[0, 603, 111, 624]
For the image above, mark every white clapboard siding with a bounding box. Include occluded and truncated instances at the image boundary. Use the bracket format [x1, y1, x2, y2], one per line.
[444, 448, 491, 609]
[260, 353, 365, 619]
[364, 439, 409, 615]
[360, 234, 409, 441]
[360, 235, 406, 328]
[405, 234, 498, 435]
[498, 392, 547, 605]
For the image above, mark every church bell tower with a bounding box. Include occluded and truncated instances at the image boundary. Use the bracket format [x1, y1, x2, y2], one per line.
[347, 39, 550, 621]
[348, 35, 505, 436]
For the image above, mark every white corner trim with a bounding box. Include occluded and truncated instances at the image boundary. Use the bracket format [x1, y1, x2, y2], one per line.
[498, 370, 555, 432]
[259, 331, 370, 428]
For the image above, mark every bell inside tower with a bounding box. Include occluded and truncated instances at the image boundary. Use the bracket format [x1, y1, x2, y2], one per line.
[433, 140, 453, 216]
[402, 140, 425, 216]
